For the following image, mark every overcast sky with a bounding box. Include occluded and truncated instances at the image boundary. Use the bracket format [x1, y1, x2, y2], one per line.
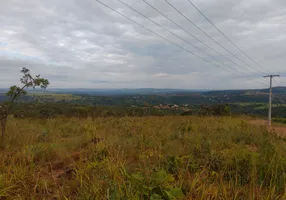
[1, 0, 286, 89]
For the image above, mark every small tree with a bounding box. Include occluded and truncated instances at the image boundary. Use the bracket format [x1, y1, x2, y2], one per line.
[0, 67, 49, 140]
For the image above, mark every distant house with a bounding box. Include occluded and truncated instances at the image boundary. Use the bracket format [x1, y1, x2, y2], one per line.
[172, 104, 179, 108]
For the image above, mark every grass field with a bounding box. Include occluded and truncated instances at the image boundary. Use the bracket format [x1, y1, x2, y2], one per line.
[0, 116, 286, 199]
[27, 93, 81, 101]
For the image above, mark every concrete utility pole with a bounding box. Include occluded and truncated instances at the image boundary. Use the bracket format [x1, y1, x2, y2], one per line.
[263, 75, 280, 126]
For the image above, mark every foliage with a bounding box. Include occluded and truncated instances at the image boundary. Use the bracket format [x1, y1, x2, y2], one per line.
[273, 118, 286, 124]
[10, 103, 182, 118]
[129, 169, 184, 199]
[0, 116, 285, 199]
[3, 87, 285, 106]
[6, 68, 49, 103]
[198, 104, 231, 116]
[7, 103, 234, 119]
[0, 68, 49, 140]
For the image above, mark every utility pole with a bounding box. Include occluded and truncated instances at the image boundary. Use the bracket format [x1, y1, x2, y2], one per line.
[263, 75, 280, 126]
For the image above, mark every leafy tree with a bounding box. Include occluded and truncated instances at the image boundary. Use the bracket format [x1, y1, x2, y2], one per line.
[0, 67, 49, 141]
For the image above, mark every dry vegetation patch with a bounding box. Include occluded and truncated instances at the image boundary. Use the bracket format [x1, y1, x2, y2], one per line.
[0, 116, 285, 199]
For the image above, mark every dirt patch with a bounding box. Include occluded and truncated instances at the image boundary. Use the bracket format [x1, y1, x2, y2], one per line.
[269, 126, 286, 137]
[249, 119, 286, 137]
[38, 150, 86, 191]
[248, 119, 268, 126]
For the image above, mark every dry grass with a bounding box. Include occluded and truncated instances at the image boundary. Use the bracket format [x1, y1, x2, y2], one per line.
[0, 116, 286, 199]
[249, 119, 286, 137]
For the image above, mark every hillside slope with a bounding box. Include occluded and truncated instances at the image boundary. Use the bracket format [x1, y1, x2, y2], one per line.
[0, 116, 285, 199]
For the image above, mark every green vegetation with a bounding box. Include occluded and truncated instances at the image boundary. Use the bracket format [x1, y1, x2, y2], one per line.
[10, 103, 182, 118]
[4, 87, 286, 107]
[26, 93, 81, 102]
[273, 118, 286, 124]
[0, 67, 49, 140]
[230, 103, 286, 118]
[1, 86, 286, 119]
[0, 116, 285, 199]
[0, 73, 285, 199]
[2, 87, 286, 119]
[8, 103, 230, 119]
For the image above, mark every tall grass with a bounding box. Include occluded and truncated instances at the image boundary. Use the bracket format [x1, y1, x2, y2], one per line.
[0, 116, 285, 199]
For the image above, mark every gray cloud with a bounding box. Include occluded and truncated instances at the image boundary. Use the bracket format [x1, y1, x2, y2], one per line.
[1, 0, 286, 89]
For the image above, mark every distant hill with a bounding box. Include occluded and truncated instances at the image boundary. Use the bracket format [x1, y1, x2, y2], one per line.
[0, 89, 7, 93]
[2, 87, 285, 96]
[258, 86, 286, 94]
[34, 87, 286, 96]
[18, 88, 209, 96]
[1, 87, 286, 105]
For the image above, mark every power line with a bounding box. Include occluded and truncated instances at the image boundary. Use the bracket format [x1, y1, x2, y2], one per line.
[163, 0, 269, 74]
[139, 0, 259, 76]
[186, 0, 272, 73]
[277, 76, 286, 85]
[118, 0, 270, 88]
[273, 77, 278, 86]
[137, 0, 267, 86]
[95, 0, 267, 87]
[117, 0, 242, 74]
[95, 0, 232, 73]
